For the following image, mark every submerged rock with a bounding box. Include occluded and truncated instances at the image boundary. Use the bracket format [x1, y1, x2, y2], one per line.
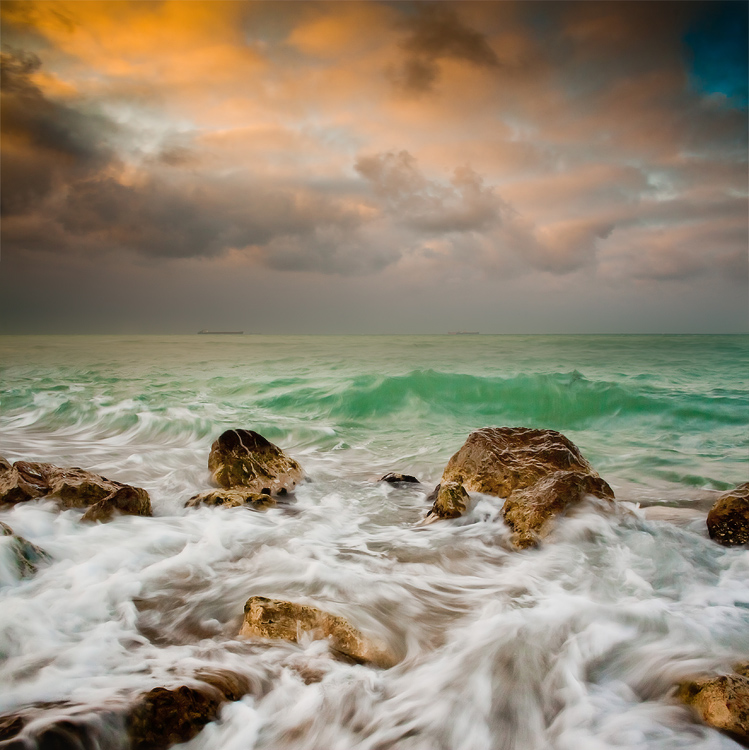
[425, 481, 469, 520]
[379, 472, 420, 484]
[0, 521, 50, 578]
[208, 429, 304, 495]
[240, 596, 396, 669]
[185, 488, 275, 510]
[677, 669, 749, 745]
[0, 460, 152, 521]
[707, 482, 749, 546]
[428, 427, 614, 546]
[0, 672, 251, 750]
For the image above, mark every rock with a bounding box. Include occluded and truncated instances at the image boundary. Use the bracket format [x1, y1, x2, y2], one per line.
[0, 456, 11, 472]
[379, 473, 420, 484]
[502, 470, 615, 548]
[707, 482, 749, 546]
[240, 596, 396, 669]
[425, 481, 469, 520]
[127, 685, 223, 750]
[677, 670, 749, 745]
[0, 460, 151, 520]
[208, 430, 304, 495]
[0, 703, 123, 749]
[430, 427, 614, 546]
[0, 673, 250, 750]
[438, 427, 609, 497]
[0, 521, 50, 577]
[185, 488, 275, 510]
[81, 486, 152, 523]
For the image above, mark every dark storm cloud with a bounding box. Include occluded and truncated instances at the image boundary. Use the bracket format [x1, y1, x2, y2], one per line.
[0, 48, 115, 215]
[390, 3, 501, 93]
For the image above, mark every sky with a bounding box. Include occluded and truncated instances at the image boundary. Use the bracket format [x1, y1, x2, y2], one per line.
[1, 0, 747, 334]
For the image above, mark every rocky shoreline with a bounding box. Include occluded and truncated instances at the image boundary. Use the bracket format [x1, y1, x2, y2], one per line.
[1, 427, 747, 748]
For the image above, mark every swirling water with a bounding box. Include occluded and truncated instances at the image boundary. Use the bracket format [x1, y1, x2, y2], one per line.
[0, 334, 747, 749]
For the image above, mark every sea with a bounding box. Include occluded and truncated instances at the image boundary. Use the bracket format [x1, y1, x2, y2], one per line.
[0, 334, 747, 749]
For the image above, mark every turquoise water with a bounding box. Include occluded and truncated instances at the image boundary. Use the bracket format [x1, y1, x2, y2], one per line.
[1, 335, 746, 498]
[0, 335, 747, 749]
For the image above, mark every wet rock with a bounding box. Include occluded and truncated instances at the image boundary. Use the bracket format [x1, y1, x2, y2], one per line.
[438, 427, 610, 497]
[0, 521, 50, 577]
[431, 427, 614, 546]
[0, 456, 11, 472]
[502, 470, 615, 549]
[425, 481, 469, 520]
[0, 704, 124, 750]
[240, 596, 396, 669]
[126, 685, 224, 750]
[379, 473, 420, 484]
[677, 670, 749, 745]
[208, 429, 304, 495]
[0, 461, 151, 520]
[185, 488, 275, 510]
[80, 486, 152, 523]
[0, 713, 25, 741]
[0, 673, 251, 750]
[707, 482, 749, 546]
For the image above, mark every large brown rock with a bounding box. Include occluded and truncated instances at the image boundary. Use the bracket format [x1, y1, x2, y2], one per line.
[0, 521, 50, 577]
[0, 459, 152, 521]
[707, 482, 749, 546]
[185, 488, 275, 510]
[208, 430, 304, 495]
[502, 470, 615, 549]
[438, 427, 607, 497]
[677, 669, 749, 745]
[428, 428, 614, 546]
[240, 596, 396, 669]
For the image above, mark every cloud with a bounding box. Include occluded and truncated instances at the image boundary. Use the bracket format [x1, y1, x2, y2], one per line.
[355, 150, 505, 233]
[390, 3, 501, 94]
[0, 48, 116, 215]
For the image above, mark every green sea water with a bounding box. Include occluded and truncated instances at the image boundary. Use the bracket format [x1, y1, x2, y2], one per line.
[1, 335, 746, 500]
[0, 334, 748, 750]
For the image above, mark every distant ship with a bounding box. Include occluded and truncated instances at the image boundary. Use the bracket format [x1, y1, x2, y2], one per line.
[448, 331, 479, 335]
[198, 330, 244, 335]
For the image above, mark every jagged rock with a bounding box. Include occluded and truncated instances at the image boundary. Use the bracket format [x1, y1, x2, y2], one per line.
[240, 596, 396, 669]
[502, 470, 615, 548]
[208, 430, 304, 495]
[379, 473, 420, 484]
[429, 427, 613, 546]
[0, 460, 151, 520]
[707, 482, 749, 546]
[0, 521, 50, 577]
[677, 669, 749, 745]
[425, 481, 469, 520]
[0, 456, 11, 472]
[185, 488, 275, 510]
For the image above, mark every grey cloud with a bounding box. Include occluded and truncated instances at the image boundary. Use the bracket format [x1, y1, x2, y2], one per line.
[355, 150, 614, 276]
[356, 150, 504, 233]
[390, 4, 500, 94]
[0, 48, 117, 215]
